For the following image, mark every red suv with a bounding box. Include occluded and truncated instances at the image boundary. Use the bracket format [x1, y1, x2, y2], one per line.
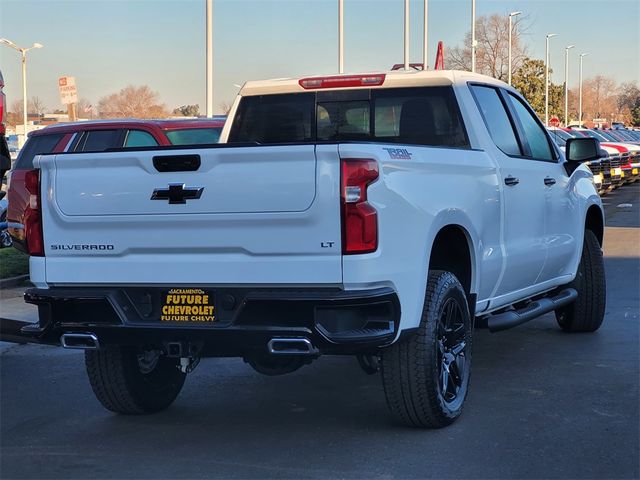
[8, 118, 225, 251]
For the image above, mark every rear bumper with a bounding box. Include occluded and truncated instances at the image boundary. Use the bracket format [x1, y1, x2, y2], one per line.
[20, 286, 401, 356]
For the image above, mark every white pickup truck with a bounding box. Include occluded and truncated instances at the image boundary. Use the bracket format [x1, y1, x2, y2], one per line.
[17, 70, 606, 428]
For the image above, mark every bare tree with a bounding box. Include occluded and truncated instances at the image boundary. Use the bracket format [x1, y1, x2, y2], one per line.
[29, 96, 47, 116]
[447, 13, 529, 81]
[5, 100, 24, 127]
[97, 85, 169, 119]
[616, 82, 639, 123]
[580, 76, 618, 120]
[219, 102, 233, 115]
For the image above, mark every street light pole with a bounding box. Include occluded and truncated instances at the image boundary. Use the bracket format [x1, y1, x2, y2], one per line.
[471, 0, 476, 72]
[338, 0, 344, 73]
[564, 44, 575, 128]
[0, 38, 43, 145]
[206, 0, 213, 117]
[507, 11, 521, 85]
[404, 0, 410, 70]
[545, 33, 557, 126]
[422, 0, 428, 70]
[579, 53, 589, 127]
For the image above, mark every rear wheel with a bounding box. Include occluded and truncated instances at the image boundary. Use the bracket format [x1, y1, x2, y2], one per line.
[381, 270, 472, 428]
[555, 229, 606, 332]
[85, 346, 186, 414]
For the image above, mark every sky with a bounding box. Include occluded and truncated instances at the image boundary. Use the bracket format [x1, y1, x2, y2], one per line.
[1, 0, 639, 115]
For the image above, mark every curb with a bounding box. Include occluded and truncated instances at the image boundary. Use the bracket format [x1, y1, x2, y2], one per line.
[0, 274, 30, 290]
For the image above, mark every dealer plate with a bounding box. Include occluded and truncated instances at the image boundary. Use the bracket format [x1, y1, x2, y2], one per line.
[160, 288, 216, 323]
[633, 168, 638, 175]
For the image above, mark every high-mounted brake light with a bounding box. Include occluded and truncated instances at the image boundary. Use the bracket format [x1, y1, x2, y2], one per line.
[24, 169, 44, 256]
[299, 74, 386, 90]
[341, 159, 379, 254]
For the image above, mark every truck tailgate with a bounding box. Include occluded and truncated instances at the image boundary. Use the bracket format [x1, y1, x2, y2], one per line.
[37, 144, 342, 285]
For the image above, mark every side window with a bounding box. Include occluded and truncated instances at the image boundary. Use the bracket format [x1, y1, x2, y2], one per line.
[165, 128, 222, 145]
[74, 129, 121, 152]
[124, 130, 158, 148]
[507, 94, 555, 161]
[470, 85, 522, 156]
[14, 134, 65, 170]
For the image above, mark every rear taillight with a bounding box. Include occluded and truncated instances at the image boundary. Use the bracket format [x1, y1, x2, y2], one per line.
[299, 74, 386, 89]
[341, 158, 378, 254]
[24, 169, 44, 256]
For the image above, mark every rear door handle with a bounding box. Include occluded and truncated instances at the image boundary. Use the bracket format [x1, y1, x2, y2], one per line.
[544, 177, 556, 186]
[504, 176, 519, 186]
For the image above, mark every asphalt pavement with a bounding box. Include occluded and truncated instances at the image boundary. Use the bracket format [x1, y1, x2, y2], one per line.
[1, 183, 638, 479]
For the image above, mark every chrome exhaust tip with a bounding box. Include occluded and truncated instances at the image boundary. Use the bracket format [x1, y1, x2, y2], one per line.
[60, 333, 100, 350]
[267, 338, 318, 355]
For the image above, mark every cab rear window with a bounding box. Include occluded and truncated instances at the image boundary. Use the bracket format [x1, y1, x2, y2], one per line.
[228, 87, 469, 149]
[229, 93, 315, 144]
[14, 133, 65, 170]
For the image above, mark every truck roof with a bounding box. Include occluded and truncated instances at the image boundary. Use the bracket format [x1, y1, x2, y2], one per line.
[239, 69, 507, 96]
[29, 117, 227, 137]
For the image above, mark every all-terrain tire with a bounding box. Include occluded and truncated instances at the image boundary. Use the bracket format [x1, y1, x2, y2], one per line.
[555, 229, 606, 332]
[381, 270, 472, 428]
[85, 346, 186, 414]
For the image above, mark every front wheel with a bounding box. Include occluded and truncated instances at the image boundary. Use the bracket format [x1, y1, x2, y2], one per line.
[381, 270, 472, 428]
[85, 346, 186, 414]
[555, 229, 606, 332]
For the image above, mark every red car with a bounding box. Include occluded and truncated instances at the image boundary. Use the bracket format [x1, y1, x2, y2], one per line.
[8, 118, 225, 251]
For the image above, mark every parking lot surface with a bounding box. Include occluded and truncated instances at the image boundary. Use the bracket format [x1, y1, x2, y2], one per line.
[1, 184, 638, 479]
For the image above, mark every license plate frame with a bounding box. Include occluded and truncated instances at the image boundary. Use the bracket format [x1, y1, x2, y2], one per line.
[160, 288, 216, 323]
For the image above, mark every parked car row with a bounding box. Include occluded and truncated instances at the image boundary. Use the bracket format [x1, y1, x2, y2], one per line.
[547, 126, 640, 195]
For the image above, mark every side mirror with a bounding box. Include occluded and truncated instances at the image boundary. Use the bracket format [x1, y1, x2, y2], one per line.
[565, 137, 601, 162]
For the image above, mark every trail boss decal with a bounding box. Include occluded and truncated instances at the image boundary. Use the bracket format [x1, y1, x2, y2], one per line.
[383, 148, 413, 160]
[160, 288, 215, 322]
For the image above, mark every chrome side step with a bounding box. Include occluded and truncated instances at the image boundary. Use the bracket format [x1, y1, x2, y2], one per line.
[488, 288, 578, 333]
[267, 338, 319, 355]
[60, 333, 100, 350]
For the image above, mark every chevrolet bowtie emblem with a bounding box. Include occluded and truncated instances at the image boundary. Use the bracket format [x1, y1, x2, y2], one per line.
[151, 184, 204, 204]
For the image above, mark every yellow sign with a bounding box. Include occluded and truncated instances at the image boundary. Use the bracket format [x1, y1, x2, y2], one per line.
[160, 288, 215, 322]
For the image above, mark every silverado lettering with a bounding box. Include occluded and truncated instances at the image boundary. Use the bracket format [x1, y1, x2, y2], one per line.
[50, 244, 114, 251]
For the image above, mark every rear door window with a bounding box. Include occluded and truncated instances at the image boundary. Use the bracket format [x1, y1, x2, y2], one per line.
[74, 129, 123, 152]
[470, 85, 522, 156]
[165, 128, 222, 145]
[14, 133, 65, 170]
[124, 130, 158, 148]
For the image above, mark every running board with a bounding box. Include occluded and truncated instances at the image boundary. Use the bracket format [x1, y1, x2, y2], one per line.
[487, 288, 578, 333]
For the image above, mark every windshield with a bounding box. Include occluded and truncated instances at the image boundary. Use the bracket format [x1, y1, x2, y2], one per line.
[165, 127, 222, 145]
[586, 130, 610, 142]
[597, 131, 619, 142]
[547, 129, 570, 147]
